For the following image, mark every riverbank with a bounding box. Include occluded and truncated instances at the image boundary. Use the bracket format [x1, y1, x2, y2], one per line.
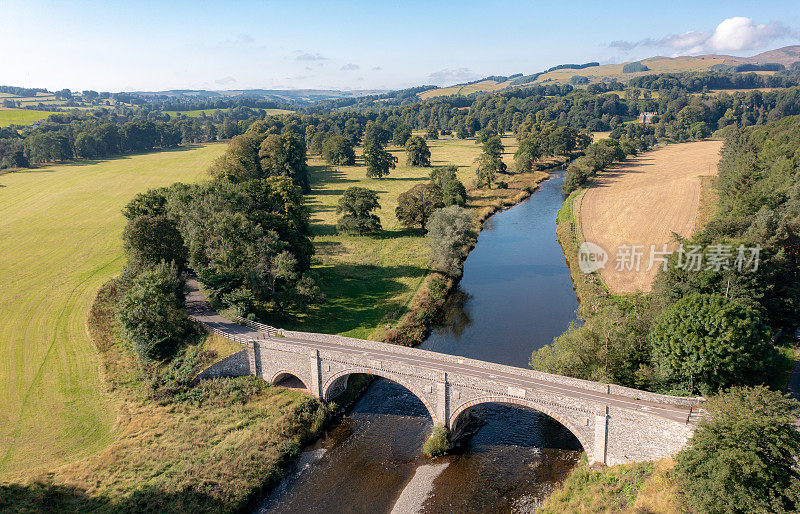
[384, 154, 570, 347]
[0, 279, 341, 512]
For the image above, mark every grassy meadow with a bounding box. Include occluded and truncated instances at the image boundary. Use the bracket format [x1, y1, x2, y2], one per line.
[280, 134, 551, 341]
[0, 132, 550, 505]
[0, 109, 52, 127]
[0, 143, 226, 478]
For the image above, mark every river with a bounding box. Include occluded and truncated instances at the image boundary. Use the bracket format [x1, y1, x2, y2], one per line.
[259, 170, 582, 513]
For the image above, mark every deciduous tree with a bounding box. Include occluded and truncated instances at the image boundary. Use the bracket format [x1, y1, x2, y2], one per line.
[395, 183, 443, 231]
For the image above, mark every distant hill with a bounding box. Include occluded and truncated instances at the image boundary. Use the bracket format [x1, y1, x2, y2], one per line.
[418, 45, 800, 99]
[132, 88, 385, 104]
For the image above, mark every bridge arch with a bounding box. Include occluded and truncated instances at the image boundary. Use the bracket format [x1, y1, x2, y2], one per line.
[448, 396, 593, 463]
[269, 370, 310, 391]
[322, 368, 440, 425]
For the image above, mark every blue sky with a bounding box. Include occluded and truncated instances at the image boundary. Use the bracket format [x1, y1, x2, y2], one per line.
[2, 0, 800, 92]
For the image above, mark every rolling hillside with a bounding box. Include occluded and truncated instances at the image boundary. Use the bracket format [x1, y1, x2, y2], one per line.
[419, 45, 800, 99]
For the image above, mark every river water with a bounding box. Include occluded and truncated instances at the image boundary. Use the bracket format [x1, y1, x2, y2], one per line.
[259, 171, 582, 513]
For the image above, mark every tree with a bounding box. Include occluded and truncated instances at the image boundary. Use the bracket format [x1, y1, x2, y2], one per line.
[648, 293, 773, 394]
[363, 121, 390, 148]
[481, 136, 504, 159]
[336, 187, 382, 235]
[118, 262, 189, 361]
[123, 214, 187, 271]
[514, 137, 542, 172]
[322, 134, 356, 165]
[426, 126, 439, 140]
[427, 206, 475, 276]
[392, 126, 412, 146]
[395, 183, 444, 231]
[258, 134, 310, 192]
[173, 176, 315, 310]
[74, 132, 100, 158]
[456, 124, 470, 139]
[405, 135, 431, 166]
[429, 165, 467, 206]
[676, 386, 800, 513]
[475, 154, 505, 188]
[363, 144, 397, 179]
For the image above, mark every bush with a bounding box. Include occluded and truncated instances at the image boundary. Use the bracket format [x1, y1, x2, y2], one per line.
[496, 180, 508, 189]
[427, 206, 475, 276]
[676, 386, 800, 512]
[423, 425, 449, 457]
[117, 262, 190, 361]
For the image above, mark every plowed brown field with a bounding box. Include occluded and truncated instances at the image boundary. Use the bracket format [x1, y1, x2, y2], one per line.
[579, 140, 723, 293]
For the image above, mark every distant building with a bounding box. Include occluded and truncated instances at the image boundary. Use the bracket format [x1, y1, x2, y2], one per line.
[638, 112, 657, 124]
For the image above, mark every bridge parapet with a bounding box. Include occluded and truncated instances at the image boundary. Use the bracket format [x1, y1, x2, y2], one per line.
[194, 322, 699, 466]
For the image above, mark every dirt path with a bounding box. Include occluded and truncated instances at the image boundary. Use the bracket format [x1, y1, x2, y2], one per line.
[579, 140, 723, 294]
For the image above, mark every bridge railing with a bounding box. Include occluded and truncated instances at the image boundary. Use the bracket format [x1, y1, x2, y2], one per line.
[233, 316, 284, 337]
[205, 325, 257, 347]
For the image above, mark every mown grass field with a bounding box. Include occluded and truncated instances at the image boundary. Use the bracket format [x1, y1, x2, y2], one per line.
[0, 143, 226, 478]
[0, 109, 52, 127]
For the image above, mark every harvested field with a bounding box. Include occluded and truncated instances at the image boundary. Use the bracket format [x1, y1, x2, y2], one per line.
[579, 140, 723, 294]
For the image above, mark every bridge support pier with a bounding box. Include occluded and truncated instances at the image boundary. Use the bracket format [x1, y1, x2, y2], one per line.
[309, 349, 322, 398]
[436, 372, 449, 429]
[246, 340, 260, 377]
[593, 406, 609, 465]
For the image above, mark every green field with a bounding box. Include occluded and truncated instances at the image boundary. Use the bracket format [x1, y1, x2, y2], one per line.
[165, 108, 293, 118]
[281, 135, 529, 340]
[0, 143, 226, 478]
[0, 134, 534, 480]
[0, 109, 52, 127]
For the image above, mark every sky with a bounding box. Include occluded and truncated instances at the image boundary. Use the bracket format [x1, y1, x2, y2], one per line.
[2, 0, 800, 93]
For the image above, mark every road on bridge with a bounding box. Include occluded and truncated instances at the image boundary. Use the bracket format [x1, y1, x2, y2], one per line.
[186, 278, 697, 425]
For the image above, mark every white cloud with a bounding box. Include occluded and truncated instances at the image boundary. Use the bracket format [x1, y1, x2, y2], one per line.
[215, 76, 237, 85]
[709, 17, 790, 52]
[427, 67, 479, 85]
[295, 52, 327, 62]
[609, 17, 797, 56]
[341, 63, 359, 71]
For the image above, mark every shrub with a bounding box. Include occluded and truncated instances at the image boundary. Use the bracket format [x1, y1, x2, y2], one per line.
[117, 262, 190, 361]
[676, 386, 800, 512]
[427, 206, 475, 276]
[423, 425, 449, 457]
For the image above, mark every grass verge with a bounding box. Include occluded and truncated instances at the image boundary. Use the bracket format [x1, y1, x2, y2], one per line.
[539, 458, 685, 513]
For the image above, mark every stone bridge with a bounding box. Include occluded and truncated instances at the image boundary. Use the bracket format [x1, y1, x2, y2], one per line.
[188, 280, 702, 466]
